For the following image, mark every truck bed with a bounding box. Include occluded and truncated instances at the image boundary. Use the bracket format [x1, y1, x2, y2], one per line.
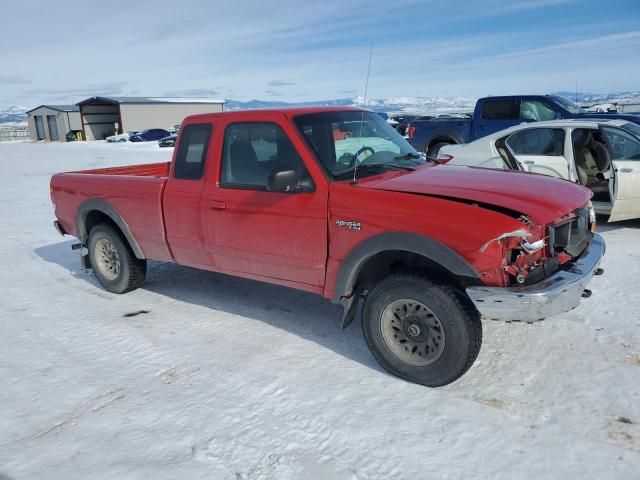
[51, 162, 173, 262]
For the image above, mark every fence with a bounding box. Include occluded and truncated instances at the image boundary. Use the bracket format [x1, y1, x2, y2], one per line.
[0, 125, 30, 142]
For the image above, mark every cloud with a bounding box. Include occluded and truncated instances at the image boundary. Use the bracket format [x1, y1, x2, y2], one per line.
[268, 80, 295, 87]
[0, 0, 638, 107]
[163, 88, 220, 97]
[0, 76, 30, 85]
[22, 81, 129, 100]
[498, 0, 576, 11]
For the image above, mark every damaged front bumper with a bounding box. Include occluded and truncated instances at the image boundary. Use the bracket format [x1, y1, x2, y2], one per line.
[466, 233, 606, 322]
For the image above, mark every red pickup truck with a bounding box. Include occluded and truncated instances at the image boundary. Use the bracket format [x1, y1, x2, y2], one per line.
[50, 107, 605, 387]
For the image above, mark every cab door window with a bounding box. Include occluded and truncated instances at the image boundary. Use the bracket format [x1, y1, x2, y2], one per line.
[220, 122, 312, 190]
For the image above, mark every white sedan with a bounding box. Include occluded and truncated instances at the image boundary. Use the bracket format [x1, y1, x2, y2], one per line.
[439, 119, 640, 222]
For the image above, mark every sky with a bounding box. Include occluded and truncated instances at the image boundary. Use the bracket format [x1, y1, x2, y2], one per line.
[1, 0, 639, 108]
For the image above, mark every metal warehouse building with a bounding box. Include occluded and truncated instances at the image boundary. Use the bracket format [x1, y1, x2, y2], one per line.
[26, 105, 81, 141]
[77, 96, 225, 140]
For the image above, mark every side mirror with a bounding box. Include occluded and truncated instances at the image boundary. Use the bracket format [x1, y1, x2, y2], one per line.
[267, 168, 305, 193]
[555, 112, 563, 120]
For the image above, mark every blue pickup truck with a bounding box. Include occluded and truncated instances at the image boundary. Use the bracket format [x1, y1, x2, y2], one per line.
[406, 95, 640, 157]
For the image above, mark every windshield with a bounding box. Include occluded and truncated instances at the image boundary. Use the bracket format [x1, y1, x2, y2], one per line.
[294, 111, 424, 178]
[550, 96, 584, 115]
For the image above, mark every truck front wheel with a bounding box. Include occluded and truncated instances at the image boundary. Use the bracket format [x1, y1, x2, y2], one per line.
[362, 274, 482, 387]
[88, 223, 147, 294]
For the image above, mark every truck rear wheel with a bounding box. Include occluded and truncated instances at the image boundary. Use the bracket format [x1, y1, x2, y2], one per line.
[362, 274, 482, 387]
[88, 223, 146, 294]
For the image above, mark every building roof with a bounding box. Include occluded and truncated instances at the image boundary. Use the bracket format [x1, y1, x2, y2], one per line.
[25, 104, 80, 114]
[77, 96, 225, 106]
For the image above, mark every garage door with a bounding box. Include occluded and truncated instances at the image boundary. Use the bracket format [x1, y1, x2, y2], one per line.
[35, 116, 45, 140]
[47, 115, 59, 141]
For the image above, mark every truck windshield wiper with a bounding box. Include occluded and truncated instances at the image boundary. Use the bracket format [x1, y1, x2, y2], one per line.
[333, 162, 414, 178]
[394, 152, 439, 164]
[393, 152, 422, 161]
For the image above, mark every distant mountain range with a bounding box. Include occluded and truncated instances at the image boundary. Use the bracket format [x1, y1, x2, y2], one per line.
[225, 91, 640, 114]
[0, 106, 29, 125]
[3, 91, 640, 125]
[224, 96, 481, 113]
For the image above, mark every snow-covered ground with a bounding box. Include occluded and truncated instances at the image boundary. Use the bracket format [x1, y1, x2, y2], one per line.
[1, 141, 639, 480]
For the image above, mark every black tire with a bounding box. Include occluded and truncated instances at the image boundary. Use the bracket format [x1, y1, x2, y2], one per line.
[88, 223, 146, 294]
[362, 274, 482, 387]
[426, 141, 451, 159]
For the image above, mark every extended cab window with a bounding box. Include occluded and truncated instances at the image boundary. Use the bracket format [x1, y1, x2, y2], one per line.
[173, 123, 213, 180]
[481, 100, 519, 120]
[220, 122, 310, 190]
[506, 128, 565, 156]
[520, 100, 556, 121]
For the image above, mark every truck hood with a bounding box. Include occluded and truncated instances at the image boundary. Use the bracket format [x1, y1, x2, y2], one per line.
[359, 165, 591, 225]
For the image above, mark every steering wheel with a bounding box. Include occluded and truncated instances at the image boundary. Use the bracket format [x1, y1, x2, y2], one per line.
[349, 146, 375, 167]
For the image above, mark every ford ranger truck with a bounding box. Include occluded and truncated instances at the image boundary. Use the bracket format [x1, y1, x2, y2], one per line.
[406, 94, 640, 158]
[50, 107, 605, 387]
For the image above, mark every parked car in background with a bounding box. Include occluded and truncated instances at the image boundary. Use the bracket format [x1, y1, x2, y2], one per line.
[158, 134, 177, 148]
[406, 95, 640, 158]
[50, 106, 605, 387]
[439, 119, 640, 221]
[106, 131, 140, 143]
[129, 129, 171, 142]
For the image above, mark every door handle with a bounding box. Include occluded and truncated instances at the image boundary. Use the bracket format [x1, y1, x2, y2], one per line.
[523, 160, 535, 165]
[209, 200, 226, 210]
[620, 168, 633, 173]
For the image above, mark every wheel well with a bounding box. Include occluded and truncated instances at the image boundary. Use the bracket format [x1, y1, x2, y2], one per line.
[353, 250, 466, 295]
[85, 210, 120, 237]
[428, 137, 456, 150]
[83, 210, 140, 258]
[77, 200, 145, 259]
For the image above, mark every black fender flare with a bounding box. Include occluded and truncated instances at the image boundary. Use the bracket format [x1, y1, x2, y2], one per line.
[333, 232, 480, 304]
[333, 232, 481, 328]
[76, 199, 145, 259]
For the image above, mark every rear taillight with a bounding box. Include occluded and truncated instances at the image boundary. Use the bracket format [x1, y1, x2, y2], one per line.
[50, 184, 56, 207]
[406, 126, 415, 139]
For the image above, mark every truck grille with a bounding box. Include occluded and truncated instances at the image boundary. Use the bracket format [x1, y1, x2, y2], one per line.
[548, 208, 593, 257]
